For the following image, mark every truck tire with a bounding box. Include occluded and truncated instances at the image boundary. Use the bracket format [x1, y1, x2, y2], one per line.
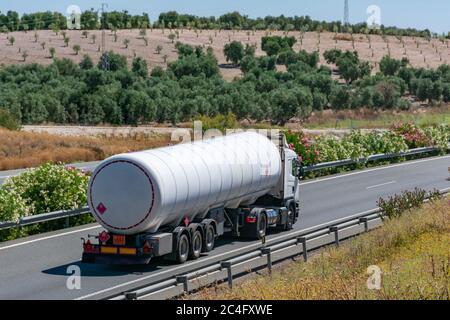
[256, 212, 267, 239]
[285, 204, 296, 231]
[189, 230, 203, 260]
[202, 224, 215, 253]
[175, 234, 190, 264]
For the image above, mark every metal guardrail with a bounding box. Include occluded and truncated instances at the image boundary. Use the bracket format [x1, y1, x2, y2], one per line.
[0, 145, 448, 230]
[108, 209, 383, 300]
[303, 146, 445, 173]
[0, 207, 90, 231]
[106, 188, 449, 301]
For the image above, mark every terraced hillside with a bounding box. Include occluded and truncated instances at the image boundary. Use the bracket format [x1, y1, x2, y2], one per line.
[1, 29, 449, 80]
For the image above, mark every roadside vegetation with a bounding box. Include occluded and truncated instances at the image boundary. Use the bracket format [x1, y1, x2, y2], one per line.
[0, 163, 94, 241]
[0, 163, 90, 223]
[302, 106, 450, 129]
[0, 108, 20, 130]
[286, 123, 450, 170]
[192, 192, 450, 300]
[0, 121, 447, 172]
[0, 128, 170, 171]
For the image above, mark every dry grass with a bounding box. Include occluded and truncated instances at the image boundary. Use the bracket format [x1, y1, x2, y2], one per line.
[0, 129, 171, 170]
[296, 105, 450, 130]
[192, 197, 450, 300]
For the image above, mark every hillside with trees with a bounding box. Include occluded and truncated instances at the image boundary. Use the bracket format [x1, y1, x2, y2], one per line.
[1, 36, 450, 126]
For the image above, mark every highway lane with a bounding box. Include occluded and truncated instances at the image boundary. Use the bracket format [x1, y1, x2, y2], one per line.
[0, 155, 448, 300]
[0, 161, 100, 185]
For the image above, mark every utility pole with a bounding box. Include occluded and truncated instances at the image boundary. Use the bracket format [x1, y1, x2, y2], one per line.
[344, 0, 350, 27]
[100, 3, 109, 70]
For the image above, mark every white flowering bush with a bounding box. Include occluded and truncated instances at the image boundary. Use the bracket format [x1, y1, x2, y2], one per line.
[423, 124, 450, 150]
[313, 131, 409, 163]
[287, 124, 449, 167]
[0, 187, 30, 223]
[0, 163, 90, 223]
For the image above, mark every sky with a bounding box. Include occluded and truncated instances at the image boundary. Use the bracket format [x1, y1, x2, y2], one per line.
[1, 0, 449, 34]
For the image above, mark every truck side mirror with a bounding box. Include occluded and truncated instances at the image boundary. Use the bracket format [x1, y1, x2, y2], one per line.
[298, 165, 305, 179]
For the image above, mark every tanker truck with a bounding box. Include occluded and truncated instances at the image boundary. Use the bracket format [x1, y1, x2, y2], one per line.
[82, 131, 303, 264]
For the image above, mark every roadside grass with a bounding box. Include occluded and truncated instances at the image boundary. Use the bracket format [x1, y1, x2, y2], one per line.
[302, 107, 450, 130]
[192, 196, 449, 300]
[0, 129, 171, 171]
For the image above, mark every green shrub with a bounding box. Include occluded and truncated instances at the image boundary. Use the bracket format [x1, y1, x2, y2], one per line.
[377, 188, 442, 219]
[0, 163, 90, 223]
[197, 112, 238, 133]
[0, 108, 21, 130]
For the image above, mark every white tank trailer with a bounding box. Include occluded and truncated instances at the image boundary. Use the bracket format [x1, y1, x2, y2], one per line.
[82, 132, 303, 265]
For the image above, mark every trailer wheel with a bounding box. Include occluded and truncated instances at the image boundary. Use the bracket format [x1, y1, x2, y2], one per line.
[175, 234, 190, 264]
[202, 224, 215, 253]
[189, 230, 203, 260]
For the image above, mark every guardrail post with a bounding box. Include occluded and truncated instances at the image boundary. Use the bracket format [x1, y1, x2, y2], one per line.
[297, 237, 308, 262]
[261, 247, 272, 273]
[330, 226, 339, 247]
[359, 217, 369, 232]
[64, 216, 70, 228]
[176, 275, 189, 293]
[124, 292, 137, 300]
[221, 261, 233, 289]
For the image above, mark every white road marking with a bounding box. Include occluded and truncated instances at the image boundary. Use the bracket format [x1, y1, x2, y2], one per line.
[300, 155, 450, 186]
[0, 225, 101, 251]
[366, 181, 397, 189]
[74, 207, 379, 300]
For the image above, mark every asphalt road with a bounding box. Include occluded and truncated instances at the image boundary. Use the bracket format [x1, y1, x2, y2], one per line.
[0, 155, 449, 300]
[0, 162, 100, 185]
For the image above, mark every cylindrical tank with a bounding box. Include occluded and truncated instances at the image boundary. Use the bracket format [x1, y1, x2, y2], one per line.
[87, 131, 282, 235]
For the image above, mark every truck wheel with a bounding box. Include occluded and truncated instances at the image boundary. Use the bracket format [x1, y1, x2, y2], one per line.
[285, 204, 296, 231]
[175, 234, 190, 264]
[189, 230, 203, 260]
[202, 224, 215, 253]
[257, 213, 267, 239]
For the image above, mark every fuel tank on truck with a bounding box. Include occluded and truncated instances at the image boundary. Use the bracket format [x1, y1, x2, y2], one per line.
[87, 131, 282, 235]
